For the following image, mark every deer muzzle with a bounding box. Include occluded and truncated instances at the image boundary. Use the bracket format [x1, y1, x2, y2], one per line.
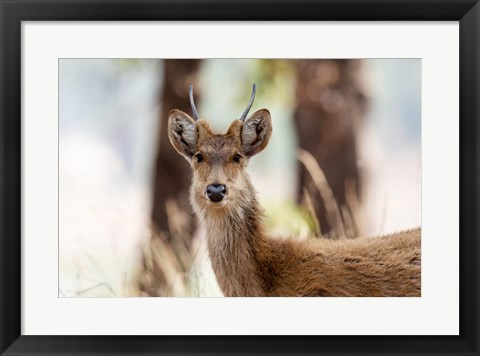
[206, 183, 227, 203]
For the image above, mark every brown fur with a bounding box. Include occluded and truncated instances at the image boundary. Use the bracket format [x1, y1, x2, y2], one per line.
[168, 108, 421, 297]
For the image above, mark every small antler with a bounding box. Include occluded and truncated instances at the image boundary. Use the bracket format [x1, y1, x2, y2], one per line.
[240, 83, 257, 121]
[189, 85, 200, 121]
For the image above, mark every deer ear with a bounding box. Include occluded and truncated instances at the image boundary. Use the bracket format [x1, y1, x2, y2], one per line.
[168, 109, 197, 159]
[241, 109, 272, 157]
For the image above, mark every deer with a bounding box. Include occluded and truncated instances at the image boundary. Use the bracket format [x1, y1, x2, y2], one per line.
[167, 84, 421, 297]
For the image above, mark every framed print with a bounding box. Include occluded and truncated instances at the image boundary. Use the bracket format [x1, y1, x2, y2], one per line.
[1, 0, 479, 355]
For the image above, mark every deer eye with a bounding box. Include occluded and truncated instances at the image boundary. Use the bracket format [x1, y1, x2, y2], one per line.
[195, 153, 204, 163]
[233, 154, 242, 163]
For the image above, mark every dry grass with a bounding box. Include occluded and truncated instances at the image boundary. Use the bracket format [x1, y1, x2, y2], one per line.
[297, 149, 360, 239]
[133, 198, 218, 297]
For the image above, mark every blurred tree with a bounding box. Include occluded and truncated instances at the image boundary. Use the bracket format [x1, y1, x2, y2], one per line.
[152, 59, 201, 241]
[294, 59, 368, 238]
[137, 59, 201, 296]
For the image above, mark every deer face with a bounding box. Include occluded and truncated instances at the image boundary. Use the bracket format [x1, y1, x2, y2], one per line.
[167, 107, 272, 214]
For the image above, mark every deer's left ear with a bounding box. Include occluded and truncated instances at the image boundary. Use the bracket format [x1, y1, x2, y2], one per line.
[241, 109, 272, 157]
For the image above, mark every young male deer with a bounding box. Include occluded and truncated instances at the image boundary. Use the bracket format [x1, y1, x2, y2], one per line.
[168, 84, 421, 297]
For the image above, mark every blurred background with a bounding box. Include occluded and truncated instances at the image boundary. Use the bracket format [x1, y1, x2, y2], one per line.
[59, 59, 421, 297]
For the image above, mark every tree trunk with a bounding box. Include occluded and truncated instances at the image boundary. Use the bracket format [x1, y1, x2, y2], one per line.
[137, 59, 201, 296]
[152, 59, 201, 242]
[294, 59, 368, 238]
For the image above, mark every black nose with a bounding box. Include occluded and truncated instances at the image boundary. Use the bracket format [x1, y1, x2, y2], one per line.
[206, 183, 227, 203]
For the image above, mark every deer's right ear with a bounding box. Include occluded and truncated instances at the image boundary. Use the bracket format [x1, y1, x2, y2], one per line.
[168, 109, 197, 159]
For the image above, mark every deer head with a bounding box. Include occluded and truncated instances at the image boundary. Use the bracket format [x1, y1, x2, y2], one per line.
[167, 84, 272, 216]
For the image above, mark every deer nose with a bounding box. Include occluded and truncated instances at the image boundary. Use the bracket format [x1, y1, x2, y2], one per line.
[206, 183, 227, 203]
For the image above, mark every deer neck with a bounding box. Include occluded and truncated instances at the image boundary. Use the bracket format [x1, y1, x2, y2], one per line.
[203, 191, 266, 297]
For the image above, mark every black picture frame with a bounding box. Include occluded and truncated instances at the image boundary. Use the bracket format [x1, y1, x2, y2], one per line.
[1, 1, 479, 355]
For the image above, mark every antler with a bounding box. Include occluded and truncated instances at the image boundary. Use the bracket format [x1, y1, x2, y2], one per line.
[189, 85, 200, 121]
[240, 83, 257, 121]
